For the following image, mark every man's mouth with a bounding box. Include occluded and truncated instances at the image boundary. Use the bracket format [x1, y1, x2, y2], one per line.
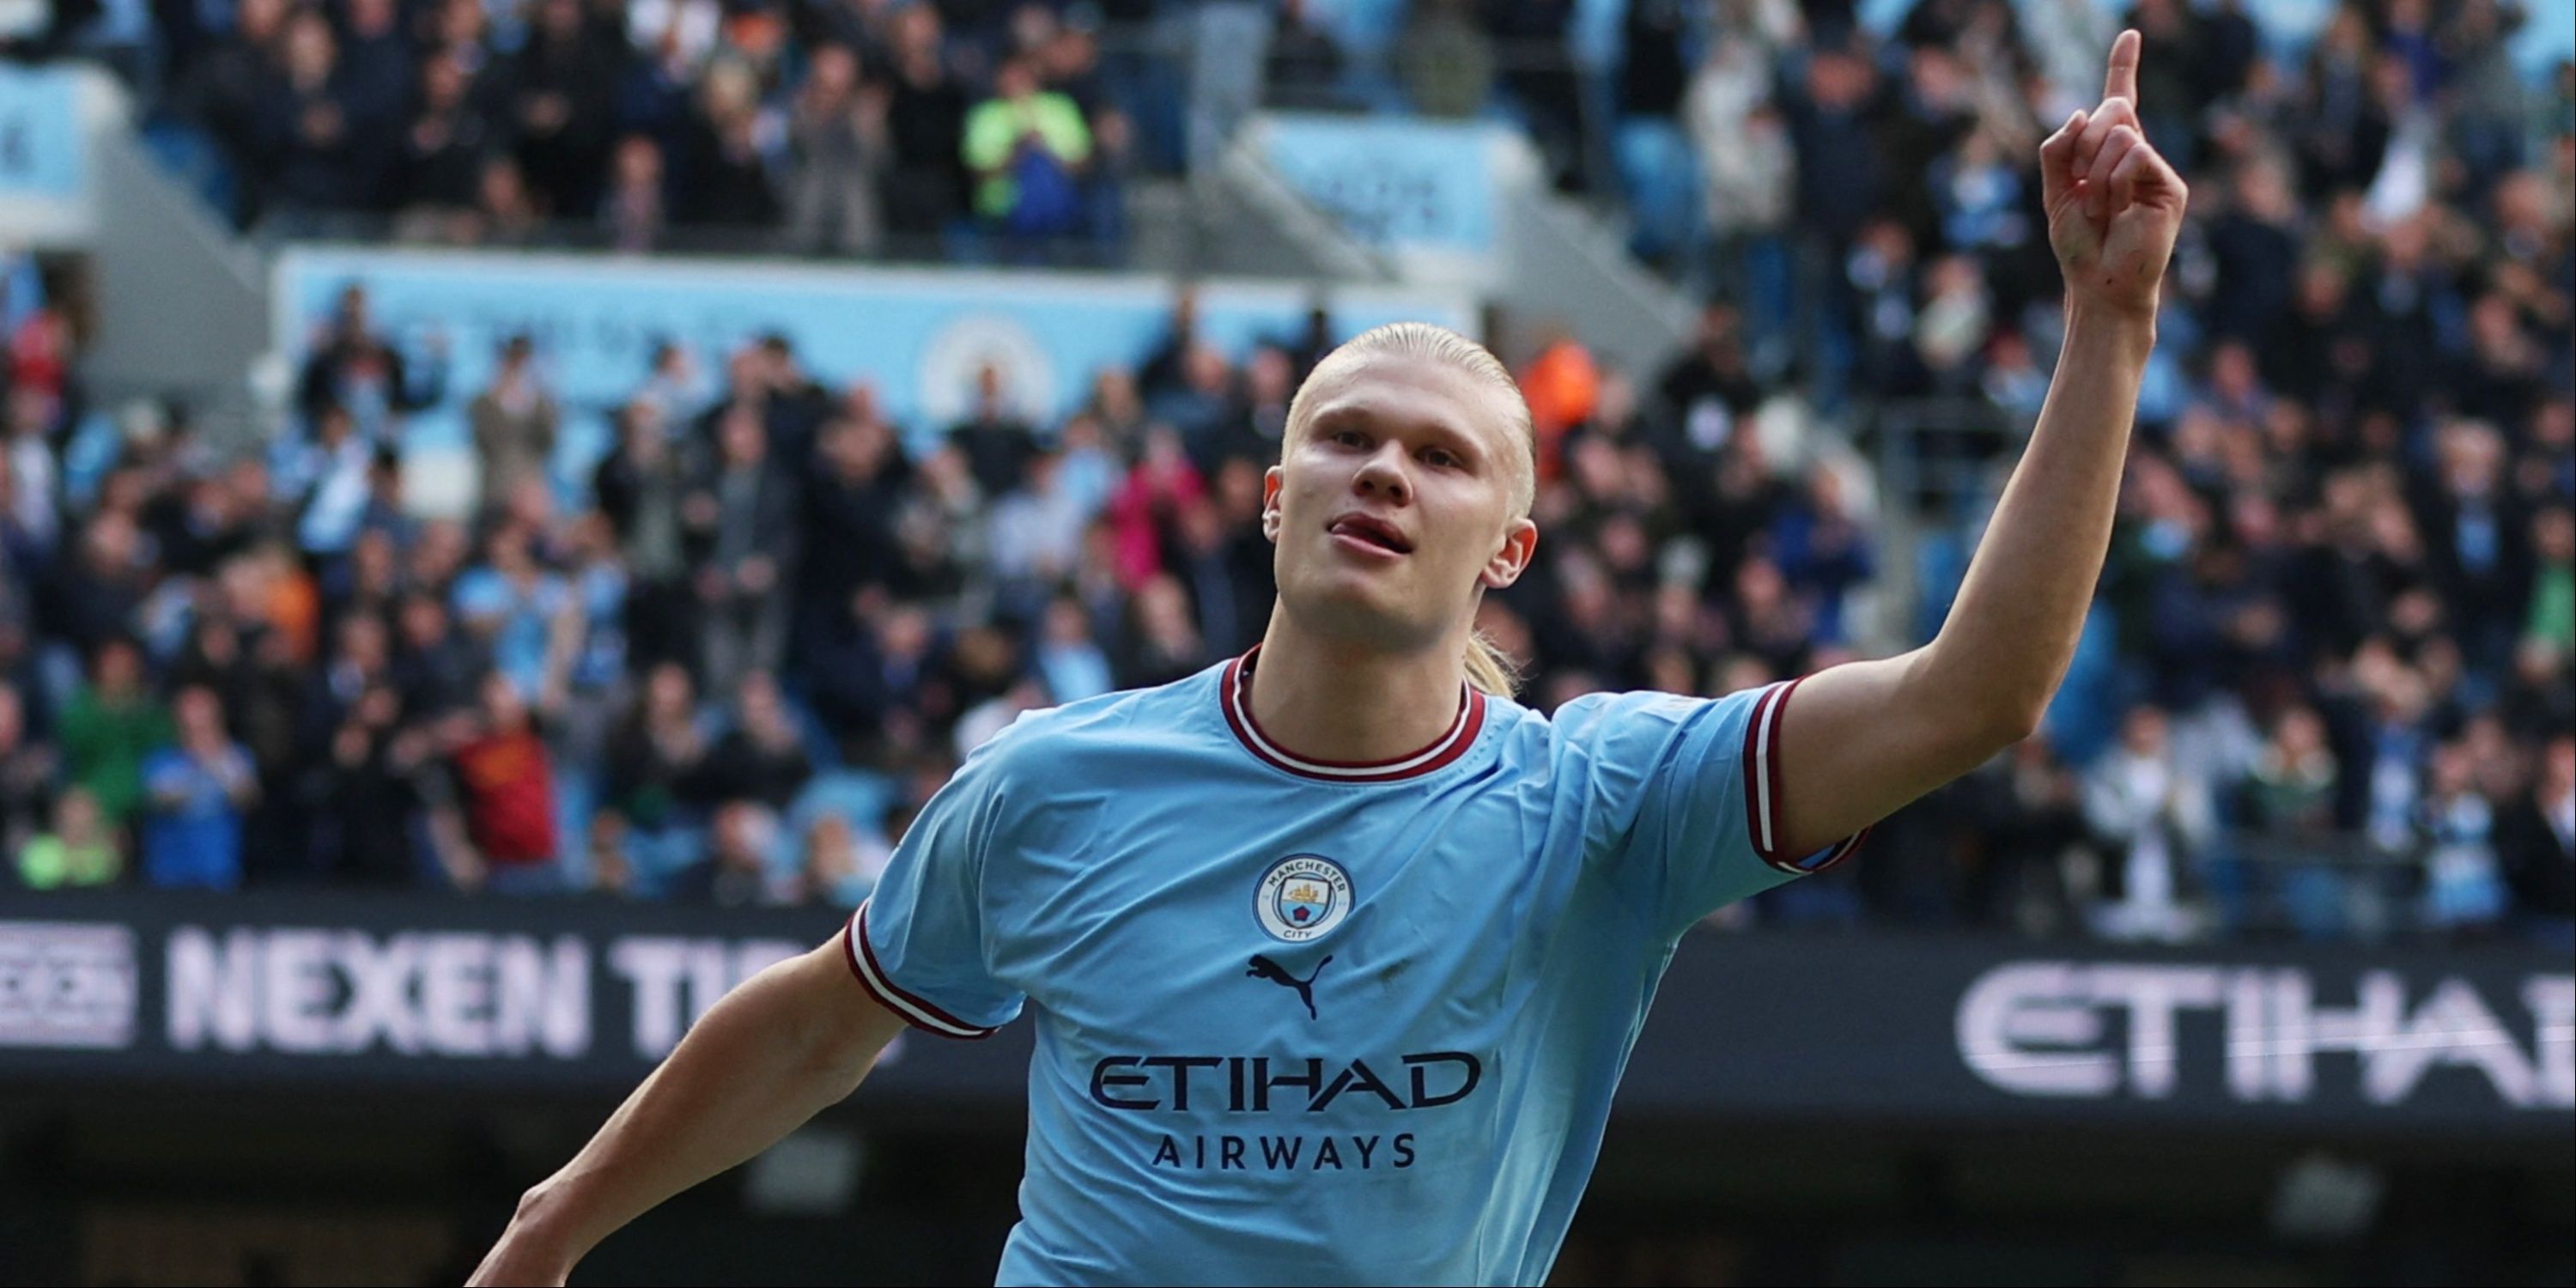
[1327, 515, 1413, 556]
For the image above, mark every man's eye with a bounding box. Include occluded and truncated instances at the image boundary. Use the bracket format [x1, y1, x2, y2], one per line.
[1334, 430, 1367, 447]
[1425, 450, 1460, 468]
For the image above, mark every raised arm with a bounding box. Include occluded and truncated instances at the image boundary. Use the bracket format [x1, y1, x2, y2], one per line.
[467, 929, 909, 1286]
[1771, 31, 2188, 857]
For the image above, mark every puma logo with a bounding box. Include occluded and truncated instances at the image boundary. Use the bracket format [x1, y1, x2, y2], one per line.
[1245, 953, 1332, 1020]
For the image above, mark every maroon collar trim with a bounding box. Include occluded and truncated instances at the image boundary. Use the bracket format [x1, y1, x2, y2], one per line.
[1218, 645, 1486, 783]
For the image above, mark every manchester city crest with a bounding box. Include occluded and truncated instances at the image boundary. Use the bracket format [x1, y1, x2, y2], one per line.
[1254, 854, 1355, 943]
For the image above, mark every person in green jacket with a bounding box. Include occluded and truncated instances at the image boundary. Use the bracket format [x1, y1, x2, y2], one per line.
[2528, 505, 2573, 656]
[57, 639, 173, 828]
[962, 56, 1091, 233]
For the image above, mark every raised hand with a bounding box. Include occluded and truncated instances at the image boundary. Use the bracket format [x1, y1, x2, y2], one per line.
[2038, 30, 2189, 317]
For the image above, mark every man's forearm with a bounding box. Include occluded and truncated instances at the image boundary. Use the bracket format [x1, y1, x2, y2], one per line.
[1924, 301, 2155, 740]
[496, 944, 900, 1273]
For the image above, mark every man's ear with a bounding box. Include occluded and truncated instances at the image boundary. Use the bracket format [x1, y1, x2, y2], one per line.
[1261, 467, 1284, 543]
[1479, 518, 1539, 590]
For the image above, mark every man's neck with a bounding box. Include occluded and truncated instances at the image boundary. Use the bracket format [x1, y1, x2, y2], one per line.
[1247, 617, 1467, 764]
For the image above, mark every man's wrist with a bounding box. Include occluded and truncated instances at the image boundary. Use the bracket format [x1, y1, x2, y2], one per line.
[2061, 294, 2160, 358]
[504, 1181, 587, 1272]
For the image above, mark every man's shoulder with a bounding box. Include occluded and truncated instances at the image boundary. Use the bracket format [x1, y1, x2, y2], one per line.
[1498, 684, 1771, 762]
[970, 665, 1224, 768]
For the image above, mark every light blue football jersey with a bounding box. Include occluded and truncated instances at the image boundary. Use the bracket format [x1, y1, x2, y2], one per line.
[844, 646, 1865, 1286]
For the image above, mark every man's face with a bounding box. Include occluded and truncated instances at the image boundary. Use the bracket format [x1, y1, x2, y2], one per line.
[1262, 357, 1535, 651]
[177, 690, 222, 743]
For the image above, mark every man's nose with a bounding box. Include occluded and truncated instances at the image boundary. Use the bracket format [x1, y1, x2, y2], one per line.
[1354, 447, 1411, 503]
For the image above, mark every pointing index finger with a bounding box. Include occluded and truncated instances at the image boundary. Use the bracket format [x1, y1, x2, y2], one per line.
[2105, 28, 2141, 105]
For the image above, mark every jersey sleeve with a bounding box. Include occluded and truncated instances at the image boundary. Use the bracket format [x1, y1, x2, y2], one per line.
[844, 732, 1028, 1040]
[1551, 677, 1868, 940]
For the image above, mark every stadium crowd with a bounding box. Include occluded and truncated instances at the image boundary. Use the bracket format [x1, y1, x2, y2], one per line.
[2, 0, 2569, 950]
[140, 0, 1151, 253]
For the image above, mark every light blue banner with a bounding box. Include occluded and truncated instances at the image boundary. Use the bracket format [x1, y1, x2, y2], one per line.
[0, 65, 83, 201]
[275, 248, 1472, 439]
[1260, 114, 1498, 255]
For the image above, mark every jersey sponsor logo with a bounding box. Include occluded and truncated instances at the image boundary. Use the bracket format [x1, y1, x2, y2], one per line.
[1255, 854, 1353, 942]
[1245, 953, 1331, 1019]
[1089, 1051, 1482, 1114]
[1094, 1049, 1482, 1175]
[1150, 1132, 1419, 1171]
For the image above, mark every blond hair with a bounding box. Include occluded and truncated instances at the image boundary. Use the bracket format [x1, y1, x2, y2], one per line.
[1285, 322, 1536, 698]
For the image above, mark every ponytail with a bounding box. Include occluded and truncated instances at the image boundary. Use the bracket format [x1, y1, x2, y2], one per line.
[1462, 629, 1522, 698]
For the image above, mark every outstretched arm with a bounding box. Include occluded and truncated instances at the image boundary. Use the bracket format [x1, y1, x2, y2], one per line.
[1771, 31, 2189, 857]
[467, 930, 909, 1286]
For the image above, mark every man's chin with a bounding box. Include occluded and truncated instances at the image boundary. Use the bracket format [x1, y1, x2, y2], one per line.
[1276, 585, 1443, 645]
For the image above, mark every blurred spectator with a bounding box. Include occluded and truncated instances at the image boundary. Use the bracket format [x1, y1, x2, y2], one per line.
[1034, 593, 1115, 705]
[392, 587, 480, 722]
[2530, 505, 2574, 655]
[1783, 46, 1886, 260]
[1119, 573, 1208, 689]
[440, 673, 562, 895]
[2083, 705, 2215, 943]
[602, 660, 708, 896]
[685, 799, 782, 907]
[678, 62, 782, 230]
[882, 3, 970, 240]
[687, 406, 796, 695]
[508, 0, 623, 219]
[169, 0, 291, 213]
[58, 640, 170, 832]
[5, 391, 60, 554]
[1399, 0, 1493, 119]
[295, 285, 444, 439]
[474, 158, 550, 247]
[1172, 477, 1273, 659]
[1151, 344, 1234, 468]
[453, 522, 570, 705]
[1655, 305, 1764, 463]
[989, 450, 1088, 602]
[784, 44, 890, 255]
[793, 811, 881, 908]
[963, 55, 1091, 241]
[1519, 331, 1601, 457]
[139, 685, 258, 890]
[693, 671, 814, 812]
[253, 9, 368, 218]
[1770, 469, 1874, 647]
[1966, 736, 2091, 934]
[336, 0, 412, 184]
[2418, 741, 2507, 934]
[0, 686, 54, 860]
[601, 135, 671, 252]
[272, 402, 376, 559]
[2496, 732, 2574, 940]
[2245, 706, 2339, 839]
[308, 646, 423, 888]
[15, 787, 118, 892]
[467, 336, 561, 512]
[1686, 30, 1795, 321]
[395, 49, 492, 234]
[948, 365, 1041, 501]
[1107, 426, 1204, 592]
[594, 398, 695, 669]
[1481, 0, 1582, 188]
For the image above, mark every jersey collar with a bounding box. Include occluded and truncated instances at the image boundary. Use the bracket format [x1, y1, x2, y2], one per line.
[1219, 644, 1486, 783]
